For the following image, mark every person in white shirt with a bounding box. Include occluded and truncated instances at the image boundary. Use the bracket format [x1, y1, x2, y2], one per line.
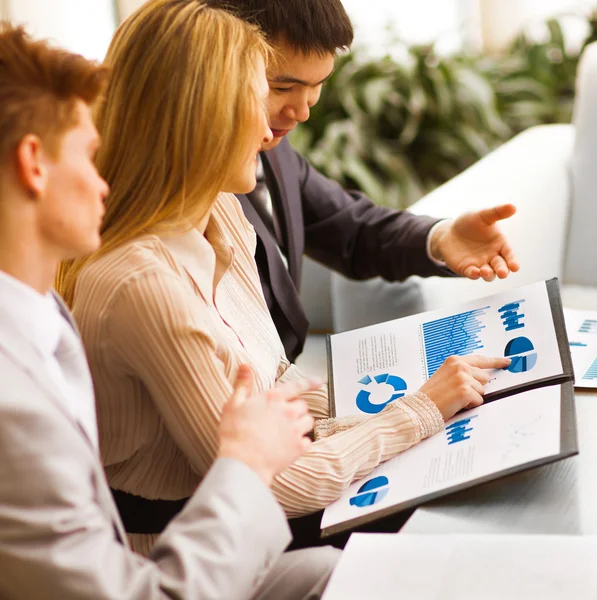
[0, 20, 339, 600]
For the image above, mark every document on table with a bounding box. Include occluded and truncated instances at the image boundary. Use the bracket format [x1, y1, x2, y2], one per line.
[564, 307, 597, 388]
[320, 383, 577, 537]
[322, 533, 597, 600]
[327, 279, 572, 419]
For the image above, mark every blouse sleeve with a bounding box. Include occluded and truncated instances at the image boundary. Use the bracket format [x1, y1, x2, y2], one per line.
[104, 269, 444, 517]
[273, 358, 445, 516]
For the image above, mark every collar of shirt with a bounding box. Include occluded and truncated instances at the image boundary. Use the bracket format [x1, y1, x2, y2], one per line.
[0, 270, 64, 360]
[159, 207, 234, 305]
[0, 270, 99, 449]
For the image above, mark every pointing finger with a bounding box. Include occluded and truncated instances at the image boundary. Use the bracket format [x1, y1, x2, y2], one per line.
[463, 355, 511, 370]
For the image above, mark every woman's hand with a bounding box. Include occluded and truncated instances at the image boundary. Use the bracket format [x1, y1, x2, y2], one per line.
[419, 355, 511, 421]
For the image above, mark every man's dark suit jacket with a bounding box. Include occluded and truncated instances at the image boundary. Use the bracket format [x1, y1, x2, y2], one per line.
[236, 138, 448, 363]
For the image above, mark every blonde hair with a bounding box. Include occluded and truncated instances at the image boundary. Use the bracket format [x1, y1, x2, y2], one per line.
[56, 0, 270, 304]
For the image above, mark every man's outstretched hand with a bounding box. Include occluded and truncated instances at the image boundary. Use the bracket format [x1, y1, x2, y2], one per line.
[429, 204, 520, 282]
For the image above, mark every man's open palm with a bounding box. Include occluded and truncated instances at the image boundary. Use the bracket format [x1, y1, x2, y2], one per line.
[434, 204, 520, 281]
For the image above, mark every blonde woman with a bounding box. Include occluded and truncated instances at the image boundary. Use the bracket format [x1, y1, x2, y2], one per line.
[57, 0, 509, 555]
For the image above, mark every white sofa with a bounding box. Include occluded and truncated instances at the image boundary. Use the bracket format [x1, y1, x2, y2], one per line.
[295, 41, 597, 379]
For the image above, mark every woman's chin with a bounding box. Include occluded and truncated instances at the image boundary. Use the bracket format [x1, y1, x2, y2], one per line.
[222, 177, 257, 195]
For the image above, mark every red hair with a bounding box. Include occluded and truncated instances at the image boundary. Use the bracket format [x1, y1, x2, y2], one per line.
[0, 22, 108, 161]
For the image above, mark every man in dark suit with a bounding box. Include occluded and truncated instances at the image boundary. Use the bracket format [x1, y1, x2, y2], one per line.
[206, 0, 520, 363]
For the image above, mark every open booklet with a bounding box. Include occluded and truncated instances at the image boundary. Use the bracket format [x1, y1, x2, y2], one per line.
[564, 307, 597, 388]
[327, 279, 573, 418]
[321, 280, 577, 537]
[321, 383, 577, 536]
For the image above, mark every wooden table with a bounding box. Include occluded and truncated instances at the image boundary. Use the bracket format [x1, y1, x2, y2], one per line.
[401, 390, 597, 535]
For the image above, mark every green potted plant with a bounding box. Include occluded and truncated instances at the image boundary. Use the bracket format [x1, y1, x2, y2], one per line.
[291, 15, 597, 212]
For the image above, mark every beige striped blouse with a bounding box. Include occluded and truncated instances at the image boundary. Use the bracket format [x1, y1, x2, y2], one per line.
[72, 192, 444, 555]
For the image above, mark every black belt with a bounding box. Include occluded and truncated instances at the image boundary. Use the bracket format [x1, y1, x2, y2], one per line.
[110, 488, 190, 534]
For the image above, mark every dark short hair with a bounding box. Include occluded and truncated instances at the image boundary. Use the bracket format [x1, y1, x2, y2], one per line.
[204, 0, 354, 55]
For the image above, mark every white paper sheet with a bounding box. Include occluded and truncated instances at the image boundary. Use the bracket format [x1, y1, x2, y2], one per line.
[321, 386, 561, 530]
[330, 280, 563, 418]
[322, 534, 597, 600]
[564, 307, 597, 388]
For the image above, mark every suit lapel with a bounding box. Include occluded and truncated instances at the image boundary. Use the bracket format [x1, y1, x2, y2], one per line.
[237, 194, 309, 347]
[0, 304, 128, 545]
[0, 316, 97, 452]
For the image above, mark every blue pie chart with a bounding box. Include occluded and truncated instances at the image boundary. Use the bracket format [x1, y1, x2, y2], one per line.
[356, 373, 407, 414]
[349, 476, 390, 508]
[504, 336, 537, 373]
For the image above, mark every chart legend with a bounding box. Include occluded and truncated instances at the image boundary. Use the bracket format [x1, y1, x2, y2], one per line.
[498, 299, 526, 332]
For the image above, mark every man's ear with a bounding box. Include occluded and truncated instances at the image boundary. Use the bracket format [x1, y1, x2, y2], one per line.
[15, 134, 48, 198]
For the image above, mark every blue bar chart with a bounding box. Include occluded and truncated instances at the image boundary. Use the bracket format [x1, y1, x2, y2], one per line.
[583, 358, 597, 381]
[445, 416, 478, 445]
[422, 307, 489, 378]
[579, 319, 597, 334]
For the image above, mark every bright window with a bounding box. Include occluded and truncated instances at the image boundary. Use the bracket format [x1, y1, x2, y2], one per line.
[341, 0, 471, 54]
[6, 0, 117, 60]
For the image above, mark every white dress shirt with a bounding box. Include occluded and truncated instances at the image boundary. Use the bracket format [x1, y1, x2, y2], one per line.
[0, 270, 98, 448]
[426, 220, 449, 268]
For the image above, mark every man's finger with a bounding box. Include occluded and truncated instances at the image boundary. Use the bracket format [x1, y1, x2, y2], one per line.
[490, 255, 509, 279]
[230, 364, 254, 407]
[463, 265, 481, 279]
[500, 244, 520, 273]
[479, 264, 496, 282]
[478, 204, 516, 226]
